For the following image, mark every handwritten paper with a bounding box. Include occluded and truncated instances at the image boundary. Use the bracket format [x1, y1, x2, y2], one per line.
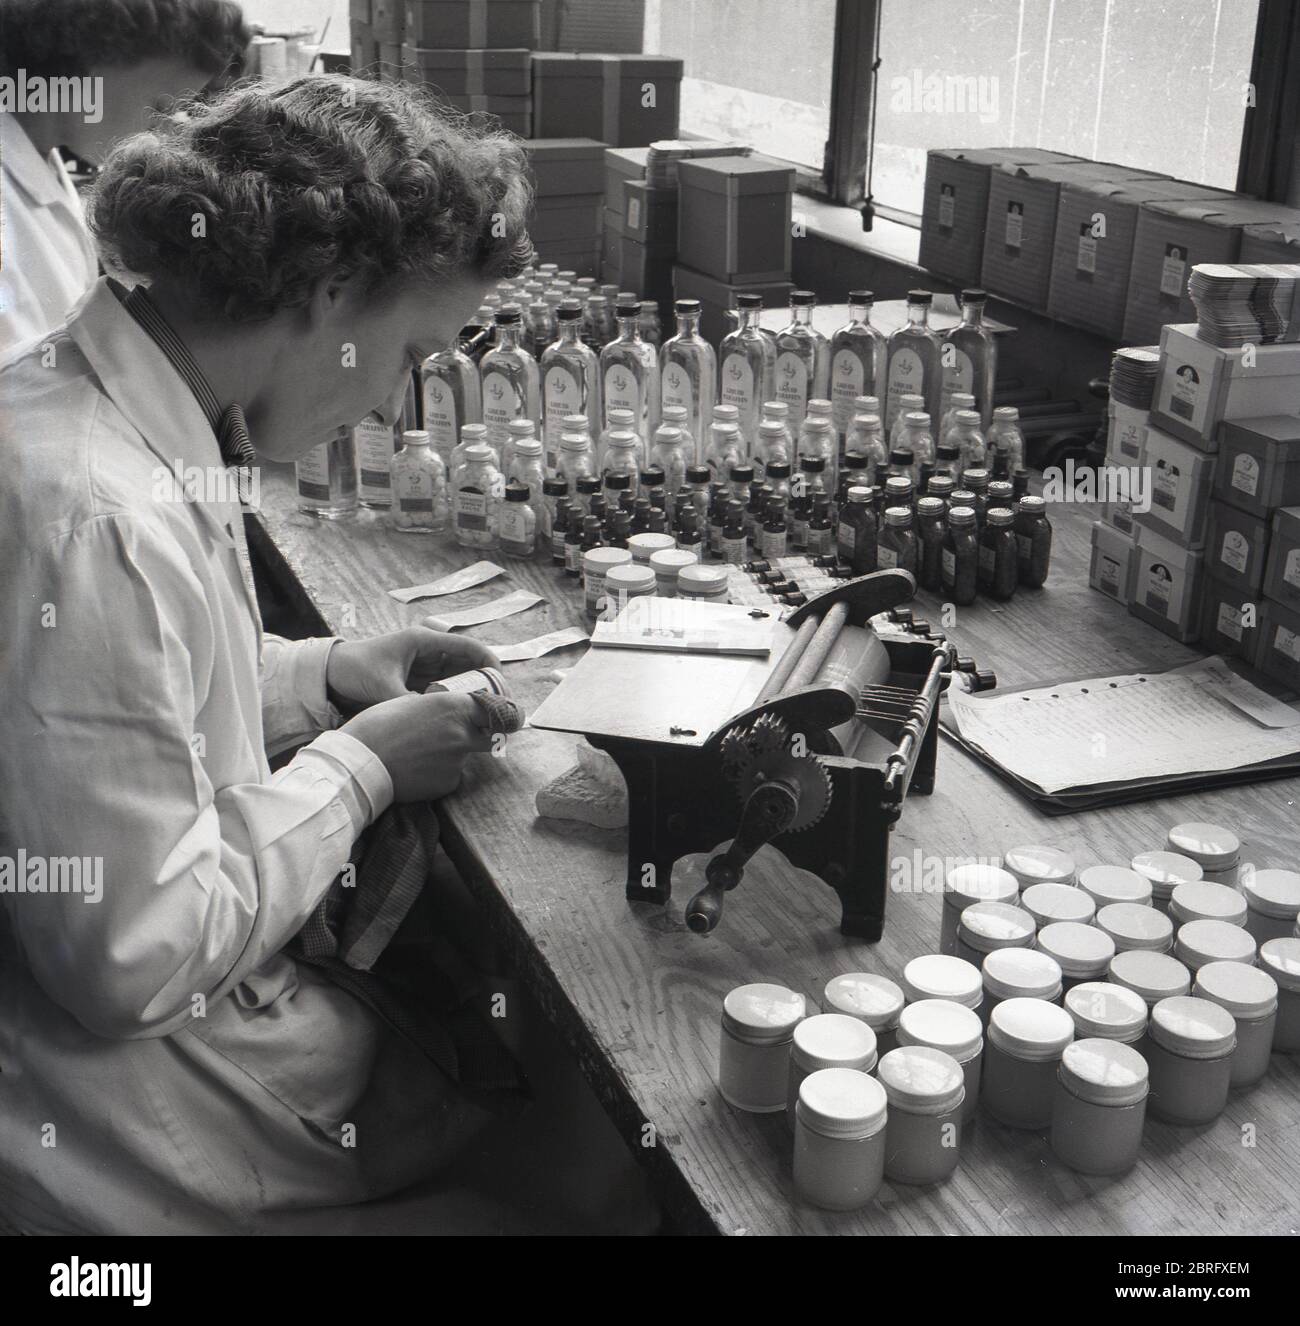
[494, 627, 589, 662]
[422, 589, 542, 631]
[388, 561, 504, 603]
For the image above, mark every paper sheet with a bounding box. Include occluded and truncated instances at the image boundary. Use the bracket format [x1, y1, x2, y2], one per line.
[422, 589, 542, 631]
[494, 627, 589, 662]
[590, 598, 776, 655]
[388, 561, 504, 603]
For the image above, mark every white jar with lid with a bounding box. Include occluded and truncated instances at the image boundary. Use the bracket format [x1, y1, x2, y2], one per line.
[981, 997, 1075, 1129]
[582, 545, 633, 619]
[1192, 960, 1278, 1088]
[677, 562, 730, 601]
[1078, 865, 1153, 910]
[1169, 879, 1248, 928]
[1036, 921, 1116, 991]
[954, 901, 1036, 969]
[1021, 881, 1096, 929]
[1239, 867, 1300, 946]
[1259, 938, 1300, 1053]
[1174, 918, 1257, 973]
[1003, 844, 1077, 889]
[823, 973, 905, 1056]
[1109, 949, 1192, 1008]
[1166, 822, 1240, 886]
[628, 531, 676, 564]
[1096, 902, 1174, 954]
[980, 948, 1063, 1029]
[717, 983, 806, 1112]
[603, 561, 657, 617]
[1145, 995, 1236, 1125]
[793, 1068, 888, 1211]
[940, 863, 1019, 955]
[901, 954, 982, 1011]
[896, 998, 984, 1124]
[878, 1046, 965, 1185]
[1132, 850, 1203, 914]
[1064, 981, 1149, 1044]
[786, 1013, 878, 1121]
[649, 547, 697, 596]
[1050, 1039, 1148, 1175]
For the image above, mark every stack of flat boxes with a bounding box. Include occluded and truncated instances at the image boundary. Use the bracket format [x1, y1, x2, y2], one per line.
[349, 0, 405, 77]
[526, 138, 606, 277]
[601, 147, 649, 290]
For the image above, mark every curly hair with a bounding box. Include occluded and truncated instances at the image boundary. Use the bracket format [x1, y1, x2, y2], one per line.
[1, 0, 250, 80]
[88, 75, 535, 322]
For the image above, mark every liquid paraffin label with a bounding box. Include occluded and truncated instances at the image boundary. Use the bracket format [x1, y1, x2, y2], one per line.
[482, 370, 526, 444]
[720, 353, 756, 423]
[1160, 244, 1188, 298]
[775, 351, 810, 420]
[423, 374, 458, 453]
[1219, 530, 1250, 574]
[604, 364, 641, 419]
[943, 348, 974, 397]
[830, 349, 866, 432]
[544, 365, 584, 465]
[661, 362, 696, 432]
[886, 348, 925, 423]
[1231, 454, 1260, 496]
[355, 417, 394, 495]
[295, 443, 332, 501]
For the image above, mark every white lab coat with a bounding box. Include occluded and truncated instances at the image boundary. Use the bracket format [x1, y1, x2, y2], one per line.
[0, 280, 480, 1234]
[0, 114, 99, 355]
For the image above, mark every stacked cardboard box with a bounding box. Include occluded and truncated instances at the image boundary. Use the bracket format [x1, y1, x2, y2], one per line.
[349, 0, 379, 73]
[1239, 219, 1300, 264]
[601, 147, 649, 286]
[531, 53, 682, 146]
[406, 0, 540, 47]
[401, 47, 533, 133]
[526, 137, 606, 278]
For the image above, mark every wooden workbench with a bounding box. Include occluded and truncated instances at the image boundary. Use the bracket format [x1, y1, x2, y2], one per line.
[251, 469, 1300, 1237]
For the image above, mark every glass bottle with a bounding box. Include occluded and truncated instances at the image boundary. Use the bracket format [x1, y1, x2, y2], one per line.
[450, 422, 491, 486]
[979, 507, 1018, 600]
[947, 409, 987, 477]
[926, 473, 954, 514]
[549, 484, 570, 565]
[499, 480, 537, 559]
[915, 495, 946, 591]
[897, 411, 935, 481]
[845, 411, 889, 475]
[963, 468, 991, 530]
[806, 494, 834, 557]
[773, 291, 830, 431]
[603, 429, 642, 494]
[764, 461, 792, 507]
[583, 294, 614, 351]
[889, 393, 924, 449]
[877, 506, 917, 576]
[942, 506, 979, 606]
[659, 299, 717, 463]
[987, 406, 1026, 478]
[792, 455, 828, 550]
[889, 447, 917, 488]
[942, 288, 997, 430]
[885, 290, 942, 432]
[557, 417, 598, 493]
[563, 502, 585, 577]
[830, 290, 887, 445]
[503, 417, 538, 485]
[938, 391, 976, 455]
[526, 299, 555, 360]
[838, 451, 872, 504]
[388, 428, 448, 535]
[354, 409, 402, 511]
[600, 298, 660, 455]
[762, 496, 790, 559]
[638, 300, 663, 348]
[721, 499, 748, 564]
[1015, 495, 1053, 588]
[479, 305, 539, 469]
[296, 426, 358, 519]
[421, 338, 482, 474]
[509, 435, 548, 549]
[650, 419, 690, 505]
[598, 406, 637, 472]
[452, 442, 503, 550]
[541, 301, 601, 473]
[797, 412, 838, 490]
[718, 293, 776, 454]
[676, 505, 703, 560]
[729, 461, 755, 506]
[704, 418, 745, 483]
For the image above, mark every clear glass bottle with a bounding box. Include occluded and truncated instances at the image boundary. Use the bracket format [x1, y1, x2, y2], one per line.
[773, 291, 830, 432]
[354, 412, 400, 510]
[389, 428, 447, 535]
[718, 293, 776, 455]
[846, 411, 889, 473]
[479, 304, 540, 465]
[603, 429, 642, 494]
[659, 299, 717, 464]
[753, 418, 791, 482]
[938, 391, 976, 456]
[450, 421, 491, 486]
[583, 294, 614, 351]
[885, 290, 942, 433]
[987, 406, 1026, 478]
[830, 290, 887, 444]
[557, 417, 598, 493]
[600, 298, 660, 456]
[421, 338, 482, 474]
[526, 299, 554, 360]
[797, 412, 838, 491]
[296, 426, 358, 519]
[499, 480, 538, 559]
[650, 417, 690, 505]
[889, 393, 924, 449]
[452, 442, 504, 550]
[897, 411, 935, 481]
[541, 301, 601, 473]
[509, 435, 548, 549]
[948, 409, 988, 476]
[638, 300, 663, 348]
[704, 418, 745, 483]
[502, 417, 538, 485]
[598, 406, 638, 472]
[942, 288, 997, 430]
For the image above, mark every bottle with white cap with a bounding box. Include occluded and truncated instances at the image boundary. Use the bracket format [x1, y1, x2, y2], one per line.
[1078, 865, 1153, 910]
[786, 1013, 879, 1123]
[1096, 902, 1174, 954]
[1259, 938, 1300, 1052]
[1131, 850, 1203, 915]
[901, 954, 983, 1012]
[1166, 822, 1241, 886]
[981, 997, 1075, 1129]
[1108, 950, 1192, 1009]
[1003, 844, 1077, 889]
[1174, 918, 1257, 973]
[954, 901, 1036, 969]
[1192, 961, 1278, 1088]
[717, 983, 806, 1112]
[1050, 1039, 1149, 1175]
[822, 973, 905, 1056]
[1144, 995, 1237, 1125]
[1169, 879, 1248, 929]
[1239, 867, 1300, 946]
[1036, 921, 1116, 992]
[878, 1046, 965, 1185]
[1020, 881, 1095, 929]
[1063, 982, 1149, 1045]
[793, 1068, 888, 1211]
[980, 948, 1063, 1029]
[940, 863, 1019, 955]
[896, 998, 983, 1124]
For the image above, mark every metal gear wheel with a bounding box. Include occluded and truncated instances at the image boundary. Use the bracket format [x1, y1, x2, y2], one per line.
[717, 713, 833, 832]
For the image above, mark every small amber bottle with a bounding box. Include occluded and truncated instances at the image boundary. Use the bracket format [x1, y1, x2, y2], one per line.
[1015, 495, 1053, 588]
[837, 485, 877, 575]
[877, 506, 918, 577]
[979, 506, 1018, 600]
[915, 495, 946, 592]
[942, 505, 979, 605]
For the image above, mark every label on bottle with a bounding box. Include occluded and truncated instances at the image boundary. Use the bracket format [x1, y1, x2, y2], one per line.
[1220, 530, 1249, 574]
[1160, 243, 1187, 298]
[761, 527, 787, 558]
[399, 494, 434, 514]
[830, 348, 866, 433]
[837, 522, 856, 558]
[775, 351, 810, 424]
[423, 373, 458, 455]
[886, 347, 925, 426]
[1230, 453, 1260, 497]
[938, 184, 955, 230]
[544, 364, 583, 469]
[604, 363, 641, 423]
[722, 532, 746, 563]
[1004, 201, 1024, 249]
[565, 541, 582, 573]
[551, 525, 566, 558]
[1076, 225, 1098, 274]
[355, 416, 395, 498]
[720, 352, 756, 428]
[455, 488, 489, 531]
[942, 547, 956, 583]
[482, 370, 526, 447]
[295, 443, 331, 501]
[943, 348, 975, 400]
[499, 504, 533, 549]
[661, 362, 696, 437]
[878, 545, 898, 569]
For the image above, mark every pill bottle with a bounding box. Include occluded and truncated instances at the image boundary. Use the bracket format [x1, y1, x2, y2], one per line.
[1144, 995, 1236, 1125]
[981, 997, 1075, 1129]
[628, 531, 676, 565]
[786, 1013, 879, 1122]
[896, 999, 983, 1125]
[980, 948, 1063, 1029]
[954, 901, 1036, 969]
[1049, 1039, 1148, 1175]
[1174, 918, 1256, 973]
[582, 546, 633, 620]
[1131, 850, 1203, 915]
[822, 973, 905, 1056]
[1239, 868, 1300, 946]
[649, 547, 697, 597]
[1108, 949, 1192, 1009]
[1078, 865, 1153, 910]
[1258, 938, 1300, 1053]
[878, 1046, 965, 1185]
[1020, 881, 1095, 929]
[940, 863, 1019, 955]
[678, 563, 730, 602]
[1166, 822, 1240, 886]
[1169, 879, 1248, 928]
[717, 983, 806, 1112]
[1096, 902, 1174, 954]
[901, 954, 982, 1012]
[1003, 844, 1076, 888]
[1063, 981, 1148, 1044]
[793, 1068, 888, 1211]
[1036, 921, 1116, 992]
[1192, 960, 1278, 1088]
[602, 562, 657, 619]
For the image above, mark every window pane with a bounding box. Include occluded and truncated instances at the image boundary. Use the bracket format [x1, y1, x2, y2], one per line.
[871, 0, 1259, 217]
[645, 0, 836, 170]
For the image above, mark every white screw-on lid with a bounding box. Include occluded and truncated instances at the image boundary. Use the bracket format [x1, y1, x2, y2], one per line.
[822, 973, 904, 1029]
[1175, 918, 1257, 970]
[1097, 902, 1175, 953]
[1169, 879, 1248, 926]
[1059, 1038, 1148, 1106]
[1036, 921, 1116, 977]
[721, 983, 806, 1044]
[901, 954, 982, 1008]
[678, 563, 729, 591]
[796, 1067, 888, 1138]
[1064, 981, 1149, 1041]
[896, 998, 983, 1062]
[1259, 937, 1300, 993]
[1240, 867, 1300, 920]
[605, 562, 656, 592]
[1167, 822, 1240, 871]
[649, 548, 698, 575]
[1193, 961, 1278, 1020]
[792, 1013, 878, 1073]
[1078, 865, 1153, 907]
[583, 546, 633, 573]
[944, 862, 1020, 909]
[1109, 950, 1192, 1004]
[987, 997, 1075, 1062]
[1021, 882, 1096, 927]
[1149, 995, 1236, 1059]
[1131, 850, 1203, 899]
[981, 947, 1063, 1001]
[877, 1046, 965, 1115]
[628, 532, 677, 561]
[1003, 844, 1077, 887]
[956, 901, 1036, 954]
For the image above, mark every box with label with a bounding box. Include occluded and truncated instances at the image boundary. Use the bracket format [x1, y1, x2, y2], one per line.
[527, 138, 606, 197]
[401, 47, 531, 95]
[1149, 324, 1300, 452]
[672, 264, 796, 345]
[405, 0, 539, 48]
[1122, 197, 1300, 346]
[532, 54, 682, 146]
[1198, 574, 1260, 661]
[1239, 219, 1300, 264]
[676, 155, 794, 284]
[1255, 597, 1300, 688]
[918, 148, 1081, 286]
[605, 146, 649, 209]
[1213, 416, 1300, 519]
[1129, 526, 1204, 642]
[1101, 499, 1138, 538]
[1263, 505, 1300, 613]
[1205, 498, 1272, 595]
[1105, 401, 1149, 466]
[623, 180, 677, 247]
[1134, 422, 1216, 548]
[1089, 521, 1136, 605]
[530, 194, 602, 243]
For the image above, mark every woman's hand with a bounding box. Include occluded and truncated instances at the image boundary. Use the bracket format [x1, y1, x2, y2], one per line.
[326, 627, 499, 710]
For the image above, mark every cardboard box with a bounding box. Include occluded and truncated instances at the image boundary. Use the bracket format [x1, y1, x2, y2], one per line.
[676, 155, 794, 284]
[620, 235, 675, 309]
[1106, 401, 1149, 465]
[349, 0, 371, 18]
[604, 204, 631, 245]
[377, 43, 406, 79]
[1239, 220, 1300, 264]
[1198, 575, 1261, 660]
[599, 227, 622, 286]
[1101, 499, 1139, 539]
[1089, 520, 1136, 605]
[530, 194, 602, 243]
[672, 264, 795, 345]
[1205, 499, 1272, 595]
[1263, 505, 1300, 613]
[400, 46, 531, 95]
[404, 0, 539, 48]
[350, 20, 378, 74]
[1213, 416, 1300, 519]
[427, 92, 532, 133]
[532, 54, 683, 146]
[1135, 422, 1216, 549]
[527, 138, 606, 197]
[918, 148, 1081, 286]
[531, 239, 601, 278]
[623, 180, 677, 247]
[1149, 324, 1300, 452]
[1129, 526, 1204, 642]
[1255, 597, 1300, 688]
[373, 0, 404, 42]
